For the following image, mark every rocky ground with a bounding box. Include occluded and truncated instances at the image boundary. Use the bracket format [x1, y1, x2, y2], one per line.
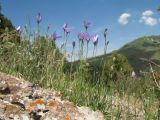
[0, 72, 104, 120]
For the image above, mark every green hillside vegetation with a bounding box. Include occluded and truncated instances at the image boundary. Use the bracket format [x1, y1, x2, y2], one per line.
[0, 12, 14, 35]
[90, 36, 160, 74]
[118, 36, 160, 73]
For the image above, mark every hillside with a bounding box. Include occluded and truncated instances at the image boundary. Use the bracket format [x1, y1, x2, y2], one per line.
[118, 36, 160, 73]
[0, 12, 14, 35]
[90, 35, 160, 73]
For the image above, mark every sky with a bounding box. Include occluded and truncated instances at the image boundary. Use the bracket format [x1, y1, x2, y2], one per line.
[1, 0, 160, 58]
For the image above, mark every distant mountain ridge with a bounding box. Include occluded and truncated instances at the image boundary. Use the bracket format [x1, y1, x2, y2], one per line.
[117, 35, 160, 72]
[91, 35, 160, 73]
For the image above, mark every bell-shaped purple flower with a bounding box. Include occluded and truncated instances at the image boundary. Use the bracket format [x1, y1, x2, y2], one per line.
[92, 34, 99, 46]
[84, 20, 92, 30]
[16, 26, 22, 33]
[67, 53, 71, 58]
[62, 23, 73, 34]
[64, 27, 72, 34]
[47, 24, 51, 30]
[36, 13, 42, 24]
[52, 31, 62, 41]
[83, 32, 91, 43]
[106, 41, 109, 45]
[72, 40, 76, 48]
[104, 28, 108, 38]
[78, 32, 85, 40]
[62, 23, 68, 31]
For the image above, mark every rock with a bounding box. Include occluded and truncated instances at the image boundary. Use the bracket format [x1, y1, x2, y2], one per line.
[64, 114, 71, 120]
[0, 102, 6, 114]
[20, 114, 30, 120]
[13, 115, 20, 120]
[36, 104, 46, 110]
[78, 107, 104, 120]
[29, 111, 42, 120]
[5, 104, 20, 115]
[11, 101, 25, 111]
[0, 81, 10, 95]
[0, 73, 104, 120]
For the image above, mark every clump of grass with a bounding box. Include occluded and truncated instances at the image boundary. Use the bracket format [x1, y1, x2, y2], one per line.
[0, 13, 159, 119]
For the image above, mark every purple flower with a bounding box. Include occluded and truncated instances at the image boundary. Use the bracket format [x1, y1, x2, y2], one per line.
[72, 41, 76, 48]
[52, 31, 62, 41]
[67, 53, 71, 58]
[78, 32, 91, 42]
[83, 32, 91, 43]
[92, 34, 99, 46]
[47, 24, 51, 30]
[64, 27, 72, 34]
[78, 32, 85, 40]
[36, 13, 42, 24]
[62, 23, 73, 34]
[104, 28, 108, 38]
[62, 23, 68, 31]
[84, 20, 92, 30]
[16, 26, 21, 33]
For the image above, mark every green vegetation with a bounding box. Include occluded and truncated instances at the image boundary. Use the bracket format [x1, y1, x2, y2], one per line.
[0, 6, 159, 120]
[0, 3, 14, 35]
[118, 36, 160, 73]
[0, 13, 14, 35]
[92, 36, 160, 74]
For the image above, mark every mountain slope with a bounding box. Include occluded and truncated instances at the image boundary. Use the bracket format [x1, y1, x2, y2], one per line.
[89, 35, 160, 73]
[117, 36, 160, 72]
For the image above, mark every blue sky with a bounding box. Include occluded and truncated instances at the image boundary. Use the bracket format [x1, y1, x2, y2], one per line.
[1, 0, 160, 58]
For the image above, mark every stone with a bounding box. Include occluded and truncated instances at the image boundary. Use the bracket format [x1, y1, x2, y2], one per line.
[0, 81, 10, 95]
[29, 111, 42, 120]
[36, 104, 46, 110]
[5, 104, 20, 115]
[0, 103, 6, 114]
[13, 115, 20, 120]
[0, 73, 105, 120]
[20, 114, 30, 120]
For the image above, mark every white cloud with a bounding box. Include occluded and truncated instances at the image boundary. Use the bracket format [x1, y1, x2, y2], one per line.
[140, 10, 158, 27]
[142, 10, 153, 16]
[143, 17, 157, 26]
[118, 13, 131, 25]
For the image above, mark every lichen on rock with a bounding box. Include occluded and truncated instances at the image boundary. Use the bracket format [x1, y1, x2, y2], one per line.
[0, 72, 104, 120]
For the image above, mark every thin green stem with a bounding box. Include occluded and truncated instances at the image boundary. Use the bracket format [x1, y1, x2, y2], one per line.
[86, 42, 89, 59]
